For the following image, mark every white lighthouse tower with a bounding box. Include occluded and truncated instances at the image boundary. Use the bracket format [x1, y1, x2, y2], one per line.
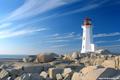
[81, 17, 95, 53]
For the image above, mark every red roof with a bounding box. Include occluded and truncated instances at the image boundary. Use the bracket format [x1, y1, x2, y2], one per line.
[83, 17, 92, 26]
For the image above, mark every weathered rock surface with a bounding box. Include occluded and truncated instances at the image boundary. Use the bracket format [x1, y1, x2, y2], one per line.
[22, 55, 36, 63]
[0, 69, 9, 80]
[7, 68, 23, 79]
[63, 74, 72, 80]
[63, 54, 72, 61]
[95, 49, 111, 55]
[63, 68, 72, 77]
[48, 68, 64, 79]
[66, 64, 84, 72]
[36, 53, 58, 63]
[101, 60, 116, 68]
[80, 66, 98, 75]
[43, 63, 53, 71]
[15, 73, 43, 80]
[71, 72, 82, 80]
[56, 73, 63, 80]
[22, 65, 43, 73]
[82, 68, 118, 80]
[71, 52, 79, 60]
[40, 71, 48, 79]
[0, 49, 119, 80]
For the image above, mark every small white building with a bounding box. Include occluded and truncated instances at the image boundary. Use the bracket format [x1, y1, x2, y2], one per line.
[81, 18, 95, 53]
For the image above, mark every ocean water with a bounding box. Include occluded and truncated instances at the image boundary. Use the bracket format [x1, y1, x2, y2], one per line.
[0, 55, 27, 59]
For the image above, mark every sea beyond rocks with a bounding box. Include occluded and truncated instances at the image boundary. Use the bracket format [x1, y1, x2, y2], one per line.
[0, 49, 120, 80]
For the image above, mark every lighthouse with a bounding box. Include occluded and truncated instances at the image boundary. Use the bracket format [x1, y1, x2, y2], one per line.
[81, 17, 95, 53]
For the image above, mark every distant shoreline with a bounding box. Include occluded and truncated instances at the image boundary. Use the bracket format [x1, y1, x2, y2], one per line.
[0, 58, 22, 62]
[0, 55, 27, 59]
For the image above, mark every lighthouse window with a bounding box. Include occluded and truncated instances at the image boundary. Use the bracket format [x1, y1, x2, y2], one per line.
[83, 46, 84, 48]
[83, 37, 85, 40]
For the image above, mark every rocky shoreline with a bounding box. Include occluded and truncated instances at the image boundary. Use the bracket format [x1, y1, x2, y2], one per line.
[0, 49, 120, 80]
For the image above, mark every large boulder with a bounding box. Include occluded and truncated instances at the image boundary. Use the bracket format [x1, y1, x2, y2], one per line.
[66, 64, 85, 72]
[0, 64, 11, 69]
[56, 73, 63, 80]
[71, 52, 79, 60]
[63, 68, 73, 80]
[48, 68, 64, 79]
[82, 68, 118, 80]
[63, 74, 72, 80]
[7, 68, 24, 79]
[13, 63, 52, 73]
[95, 49, 111, 55]
[15, 73, 31, 80]
[40, 71, 48, 79]
[42, 63, 53, 71]
[22, 55, 36, 63]
[115, 56, 120, 69]
[93, 58, 105, 65]
[101, 60, 116, 68]
[49, 60, 70, 66]
[0, 63, 14, 70]
[71, 72, 82, 80]
[63, 54, 72, 61]
[63, 68, 73, 77]
[31, 73, 44, 80]
[15, 73, 43, 80]
[36, 53, 58, 63]
[0, 69, 9, 80]
[80, 66, 98, 75]
[22, 65, 44, 73]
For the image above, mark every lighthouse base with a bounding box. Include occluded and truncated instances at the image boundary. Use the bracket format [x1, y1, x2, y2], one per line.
[81, 44, 95, 53]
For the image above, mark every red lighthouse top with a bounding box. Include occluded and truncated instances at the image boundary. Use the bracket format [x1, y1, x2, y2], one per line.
[83, 17, 92, 26]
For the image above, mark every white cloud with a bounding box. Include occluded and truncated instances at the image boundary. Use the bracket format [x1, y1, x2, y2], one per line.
[99, 44, 120, 53]
[3, 0, 78, 21]
[0, 28, 47, 39]
[50, 33, 60, 37]
[0, 0, 113, 26]
[1, 0, 117, 22]
[100, 45, 120, 48]
[95, 41, 108, 44]
[47, 0, 109, 18]
[47, 32, 120, 43]
[95, 39, 120, 44]
[35, 0, 109, 22]
[47, 39, 70, 43]
[94, 32, 120, 38]
[51, 44, 66, 48]
[0, 23, 12, 29]
[2, 0, 109, 22]
[117, 39, 120, 41]
[50, 32, 77, 40]
[46, 32, 81, 43]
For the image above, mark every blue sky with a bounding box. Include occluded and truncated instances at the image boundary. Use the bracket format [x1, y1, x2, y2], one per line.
[0, 0, 120, 55]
